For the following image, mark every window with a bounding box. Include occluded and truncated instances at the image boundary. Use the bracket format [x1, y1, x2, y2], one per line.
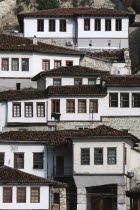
[66, 100, 75, 113]
[14, 153, 24, 169]
[108, 148, 116, 165]
[94, 148, 103, 165]
[31, 187, 40, 203]
[66, 61, 73, 66]
[16, 83, 21, 90]
[78, 100, 86, 113]
[88, 79, 96, 85]
[89, 100, 98, 113]
[3, 187, 12, 203]
[37, 19, 44, 32]
[120, 93, 129, 108]
[78, 127, 89, 130]
[33, 153, 44, 169]
[1, 58, 9, 71]
[116, 19, 122, 31]
[132, 93, 140, 107]
[52, 100, 60, 113]
[81, 148, 90, 165]
[37, 103, 45, 117]
[84, 19, 90, 31]
[60, 20, 66, 32]
[17, 187, 26, 203]
[109, 93, 118, 107]
[95, 19, 101, 31]
[0, 153, 4, 166]
[49, 20, 55, 32]
[11, 58, 19, 71]
[54, 60, 61, 69]
[53, 193, 60, 204]
[13, 103, 21, 117]
[25, 103, 33, 117]
[22, 58, 29, 71]
[105, 19, 111, 31]
[53, 79, 61, 86]
[42, 60, 50, 71]
[74, 78, 82, 86]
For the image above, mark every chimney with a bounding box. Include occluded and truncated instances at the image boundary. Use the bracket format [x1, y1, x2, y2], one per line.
[33, 35, 38, 45]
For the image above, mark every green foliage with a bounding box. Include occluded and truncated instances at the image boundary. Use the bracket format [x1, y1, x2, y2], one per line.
[37, 0, 60, 10]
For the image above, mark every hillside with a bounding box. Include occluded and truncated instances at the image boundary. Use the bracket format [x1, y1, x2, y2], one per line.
[0, 0, 131, 31]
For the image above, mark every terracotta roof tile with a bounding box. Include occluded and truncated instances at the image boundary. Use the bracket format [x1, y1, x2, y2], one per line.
[32, 66, 109, 81]
[0, 166, 67, 187]
[0, 34, 83, 55]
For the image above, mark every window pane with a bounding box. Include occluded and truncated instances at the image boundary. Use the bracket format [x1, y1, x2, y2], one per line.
[108, 148, 116, 165]
[31, 188, 40, 203]
[49, 20, 55, 32]
[60, 20, 66, 32]
[37, 19, 44, 32]
[95, 19, 101, 31]
[0, 153, 4, 166]
[89, 100, 98, 113]
[13, 103, 21, 117]
[89, 79, 96, 85]
[66, 61, 73, 66]
[74, 79, 82, 85]
[14, 153, 24, 169]
[54, 61, 61, 69]
[78, 100, 86, 113]
[67, 100, 75, 113]
[22, 58, 29, 71]
[42, 60, 50, 71]
[105, 19, 111, 31]
[2, 58, 9, 71]
[12, 58, 19, 71]
[25, 103, 33, 117]
[17, 188, 26, 203]
[33, 153, 44, 169]
[132, 94, 140, 107]
[109, 93, 118, 107]
[94, 149, 103, 165]
[53, 79, 61, 86]
[84, 19, 90, 31]
[3, 188, 12, 203]
[116, 19, 122, 31]
[81, 148, 90, 165]
[52, 100, 60, 113]
[120, 93, 129, 108]
[37, 103, 45, 117]
[53, 193, 60, 204]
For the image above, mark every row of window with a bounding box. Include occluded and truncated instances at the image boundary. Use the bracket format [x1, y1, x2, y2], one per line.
[3, 187, 40, 203]
[1, 58, 29, 71]
[84, 18, 122, 31]
[53, 78, 96, 86]
[37, 18, 122, 32]
[81, 148, 127, 165]
[109, 93, 140, 108]
[42, 60, 73, 71]
[0, 153, 43, 169]
[12, 100, 98, 117]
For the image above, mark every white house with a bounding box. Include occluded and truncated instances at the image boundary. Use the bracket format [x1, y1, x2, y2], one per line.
[0, 34, 82, 90]
[18, 8, 135, 49]
[0, 165, 67, 210]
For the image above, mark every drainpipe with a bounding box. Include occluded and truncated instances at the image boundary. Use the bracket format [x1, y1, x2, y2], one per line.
[74, 17, 78, 46]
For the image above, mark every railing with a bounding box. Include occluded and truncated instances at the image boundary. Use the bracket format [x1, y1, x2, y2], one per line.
[54, 167, 73, 177]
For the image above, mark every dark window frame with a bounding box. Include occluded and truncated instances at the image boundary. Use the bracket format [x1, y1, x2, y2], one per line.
[132, 93, 140, 108]
[30, 187, 40, 203]
[42, 59, 50, 71]
[14, 153, 24, 169]
[109, 93, 118, 108]
[105, 19, 111, 31]
[66, 60, 73, 67]
[94, 148, 103, 165]
[33, 153, 44, 169]
[81, 148, 90, 165]
[60, 19, 66, 32]
[17, 187, 26, 203]
[37, 19, 44, 32]
[3, 187, 12, 203]
[66, 99, 75, 113]
[89, 99, 98, 113]
[88, 78, 96, 85]
[1, 58, 9, 71]
[116, 19, 122, 31]
[49, 19, 55, 32]
[52, 100, 60, 113]
[107, 148, 117, 165]
[13, 103, 21, 118]
[54, 60, 62, 69]
[53, 78, 61, 86]
[78, 99, 86, 113]
[25, 102, 33, 118]
[0, 152, 4, 167]
[22, 58, 29, 72]
[11, 58, 19, 71]
[95, 19, 101, 31]
[120, 93, 129, 108]
[84, 18, 90, 31]
[53, 193, 60, 204]
[37, 102, 45, 117]
[74, 78, 82, 86]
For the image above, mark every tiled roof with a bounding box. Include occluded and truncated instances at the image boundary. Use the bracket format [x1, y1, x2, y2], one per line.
[18, 8, 133, 18]
[0, 85, 107, 101]
[86, 50, 124, 61]
[126, 186, 140, 197]
[0, 166, 67, 187]
[102, 75, 140, 86]
[0, 125, 139, 144]
[0, 34, 83, 55]
[131, 22, 140, 27]
[32, 66, 109, 81]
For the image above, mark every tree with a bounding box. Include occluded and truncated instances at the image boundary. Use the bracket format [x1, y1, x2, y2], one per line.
[37, 0, 60, 10]
[122, 0, 140, 13]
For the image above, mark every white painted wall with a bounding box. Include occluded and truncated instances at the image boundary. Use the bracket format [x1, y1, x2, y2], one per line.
[0, 102, 6, 131]
[0, 144, 47, 178]
[24, 17, 75, 38]
[0, 51, 80, 78]
[77, 17, 129, 38]
[0, 185, 49, 209]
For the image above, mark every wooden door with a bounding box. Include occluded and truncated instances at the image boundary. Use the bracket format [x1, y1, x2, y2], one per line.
[56, 156, 64, 176]
[91, 197, 112, 210]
